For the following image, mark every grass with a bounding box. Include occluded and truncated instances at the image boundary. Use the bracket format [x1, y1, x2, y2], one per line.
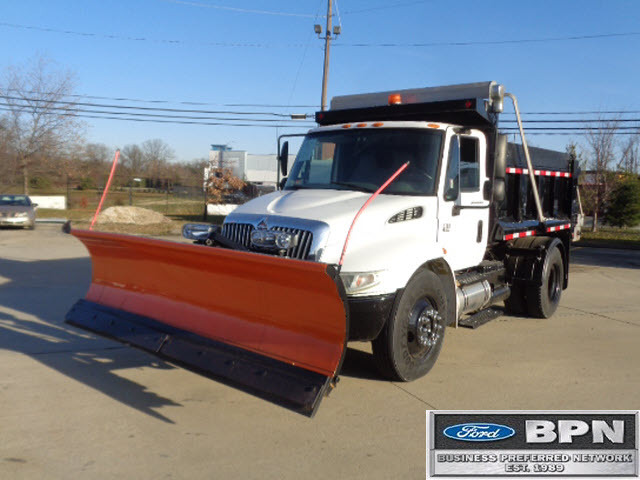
[35, 190, 227, 237]
[579, 227, 640, 249]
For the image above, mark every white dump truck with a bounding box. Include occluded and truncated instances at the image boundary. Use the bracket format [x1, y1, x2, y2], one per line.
[67, 82, 581, 416]
[190, 81, 581, 381]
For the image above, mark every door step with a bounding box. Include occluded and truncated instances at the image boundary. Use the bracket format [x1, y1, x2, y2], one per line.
[459, 308, 502, 329]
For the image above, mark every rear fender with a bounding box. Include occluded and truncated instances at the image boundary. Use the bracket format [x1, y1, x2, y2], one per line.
[506, 236, 567, 288]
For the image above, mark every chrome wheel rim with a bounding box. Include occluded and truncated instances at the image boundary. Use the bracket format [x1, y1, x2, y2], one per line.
[407, 298, 443, 357]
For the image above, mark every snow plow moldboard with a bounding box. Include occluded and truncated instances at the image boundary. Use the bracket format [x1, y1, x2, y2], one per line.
[65, 228, 349, 417]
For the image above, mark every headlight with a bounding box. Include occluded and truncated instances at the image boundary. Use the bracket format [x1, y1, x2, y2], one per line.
[250, 230, 298, 250]
[339, 271, 383, 295]
[275, 232, 296, 249]
[182, 223, 214, 240]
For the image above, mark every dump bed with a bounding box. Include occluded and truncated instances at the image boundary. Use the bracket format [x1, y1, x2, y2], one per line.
[494, 143, 580, 242]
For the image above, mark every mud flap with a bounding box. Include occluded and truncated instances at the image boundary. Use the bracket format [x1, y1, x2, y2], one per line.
[66, 229, 349, 417]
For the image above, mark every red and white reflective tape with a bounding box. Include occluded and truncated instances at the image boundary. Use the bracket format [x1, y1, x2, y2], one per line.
[504, 230, 537, 241]
[546, 223, 571, 233]
[506, 167, 571, 178]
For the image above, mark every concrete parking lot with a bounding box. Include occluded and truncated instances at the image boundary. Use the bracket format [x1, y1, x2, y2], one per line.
[1, 225, 639, 479]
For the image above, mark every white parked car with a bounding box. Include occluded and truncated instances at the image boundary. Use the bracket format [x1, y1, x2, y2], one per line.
[0, 195, 37, 229]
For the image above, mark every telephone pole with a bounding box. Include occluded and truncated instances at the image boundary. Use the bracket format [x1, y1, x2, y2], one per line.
[315, 0, 340, 111]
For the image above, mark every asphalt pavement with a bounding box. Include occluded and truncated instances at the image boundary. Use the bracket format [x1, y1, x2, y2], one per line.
[0, 225, 638, 479]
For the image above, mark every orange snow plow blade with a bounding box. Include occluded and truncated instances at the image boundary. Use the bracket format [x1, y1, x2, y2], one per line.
[65, 228, 348, 416]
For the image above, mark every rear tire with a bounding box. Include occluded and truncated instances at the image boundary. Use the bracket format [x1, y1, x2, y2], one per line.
[372, 269, 447, 381]
[526, 246, 564, 318]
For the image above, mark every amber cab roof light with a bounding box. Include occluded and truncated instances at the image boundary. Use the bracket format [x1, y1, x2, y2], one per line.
[388, 94, 402, 105]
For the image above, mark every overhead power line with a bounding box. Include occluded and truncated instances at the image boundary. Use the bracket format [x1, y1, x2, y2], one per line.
[2, 94, 638, 132]
[3, 94, 639, 126]
[343, 0, 433, 14]
[6, 87, 639, 115]
[1, 87, 319, 108]
[501, 118, 640, 124]
[0, 105, 313, 128]
[0, 100, 317, 124]
[0, 22, 306, 48]
[0, 94, 313, 117]
[501, 126, 640, 131]
[506, 132, 640, 136]
[502, 110, 640, 115]
[335, 31, 640, 47]
[2, 21, 638, 49]
[159, 0, 322, 18]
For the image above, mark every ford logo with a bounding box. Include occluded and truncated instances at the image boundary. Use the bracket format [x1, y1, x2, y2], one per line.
[443, 423, 515, 442]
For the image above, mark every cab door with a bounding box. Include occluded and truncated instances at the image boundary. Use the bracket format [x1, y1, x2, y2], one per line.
[438, 130, 490, 271]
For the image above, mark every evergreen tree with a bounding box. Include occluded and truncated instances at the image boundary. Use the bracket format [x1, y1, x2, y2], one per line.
[606, 176, 640, 227]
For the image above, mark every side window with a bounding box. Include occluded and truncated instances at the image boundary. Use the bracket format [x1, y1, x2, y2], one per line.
[460, 136, 480, 192]
[443, 136, 460, 201]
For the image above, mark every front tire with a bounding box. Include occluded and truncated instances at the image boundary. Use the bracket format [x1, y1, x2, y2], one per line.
[372, 269, 447, 381]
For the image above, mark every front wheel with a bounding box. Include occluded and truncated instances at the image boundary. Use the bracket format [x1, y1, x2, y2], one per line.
[372, 269, 447, 381]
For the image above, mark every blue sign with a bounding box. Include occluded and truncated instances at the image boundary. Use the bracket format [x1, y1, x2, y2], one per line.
[443, 423, 516, 442]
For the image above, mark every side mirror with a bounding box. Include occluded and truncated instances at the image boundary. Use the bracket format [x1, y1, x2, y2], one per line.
[493, 178, 506, 202]
[32, 203, 39, 208]
[279, 141, 289, 177]
[494, 134, 507, 181]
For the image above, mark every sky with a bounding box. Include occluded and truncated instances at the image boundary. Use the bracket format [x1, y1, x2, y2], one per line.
[0, 0, 639, 162]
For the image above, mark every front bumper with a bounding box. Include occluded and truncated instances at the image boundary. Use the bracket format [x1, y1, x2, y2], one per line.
[347, 292, 398, 341]
[0, 217, 32, 227]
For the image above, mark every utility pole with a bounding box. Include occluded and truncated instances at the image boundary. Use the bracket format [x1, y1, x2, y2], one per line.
[315, 0, 340, 111]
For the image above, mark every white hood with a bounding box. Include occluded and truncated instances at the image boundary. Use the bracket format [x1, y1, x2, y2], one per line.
[226, 189, 439, 270]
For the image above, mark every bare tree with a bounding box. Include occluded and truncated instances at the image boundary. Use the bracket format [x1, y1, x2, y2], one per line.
[0, 117, 18, 191]
[121, 144, 146, 178]
[619, 134, 639, 174]
[585, 118, 619, 231]
[141, 139, 175, 188]
[0, 56, 83, 194]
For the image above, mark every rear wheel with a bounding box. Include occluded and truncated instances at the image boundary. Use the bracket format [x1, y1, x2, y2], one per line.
[372, 269, 447, 381]
[526, 246, 564, 318]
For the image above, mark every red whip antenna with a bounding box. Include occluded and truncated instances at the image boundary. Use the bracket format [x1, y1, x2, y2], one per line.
[339, 161, 410, 267]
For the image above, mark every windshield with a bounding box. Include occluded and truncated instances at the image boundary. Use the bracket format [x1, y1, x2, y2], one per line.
[284, 128, 443, 195]
[0, 195, 31, 206]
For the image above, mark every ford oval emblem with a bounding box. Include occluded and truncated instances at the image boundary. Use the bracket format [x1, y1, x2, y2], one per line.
[443, 423, 515, 442]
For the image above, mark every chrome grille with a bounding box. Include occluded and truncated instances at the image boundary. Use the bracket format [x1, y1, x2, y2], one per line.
[221, 223, 254, 246]
[221, 223, 314, 260]
[271, 226, 314, 259]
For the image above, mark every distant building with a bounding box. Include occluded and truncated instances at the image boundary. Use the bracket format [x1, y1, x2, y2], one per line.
[207, 144, 292, 187]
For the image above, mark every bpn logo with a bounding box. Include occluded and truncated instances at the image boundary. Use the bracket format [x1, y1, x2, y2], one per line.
[443, 423, 515, 442]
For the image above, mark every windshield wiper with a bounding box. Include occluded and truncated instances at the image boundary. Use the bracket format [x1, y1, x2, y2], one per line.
[331, 181, 374, 193]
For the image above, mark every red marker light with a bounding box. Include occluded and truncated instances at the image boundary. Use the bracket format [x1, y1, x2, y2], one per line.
[388, 94, 402, 105]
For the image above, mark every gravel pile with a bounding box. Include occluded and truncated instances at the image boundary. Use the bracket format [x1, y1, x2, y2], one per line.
[96, 206, 172, 225]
